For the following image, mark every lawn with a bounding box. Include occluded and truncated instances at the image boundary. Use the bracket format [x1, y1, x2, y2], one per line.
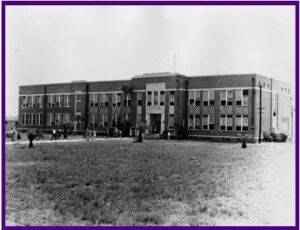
[5, 139, 295, 226]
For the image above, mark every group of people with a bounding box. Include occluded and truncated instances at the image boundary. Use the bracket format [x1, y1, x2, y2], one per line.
[8, 127, 22, 143]
[85, 129, 97, 141]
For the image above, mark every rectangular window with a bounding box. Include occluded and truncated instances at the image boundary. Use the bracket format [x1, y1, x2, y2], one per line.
[112, 114, 121, 126]
[26, 114, 30, 125]
[90, 94, 98, 107]
[236, 115, 242, 131]
[137, 92, 142, 106]
[126, 94, 132, 106]
[209, 115, 215, 130]
[64, 95, 70, 107]
[154, 91, 158, 105]
[209, 90, 215, 106]
[28, 96, 32, 107]
[147, 91, 152, 106]
[220, 115, 226, 131]
[117, 93, 122, 107]
[36, 96, 41, 107]
[202, 115, 208, 130]
[76, 94, 82, 101]
[243, 90, 249, 106]
[188, 115, 194, 129]
[22, 113, 26, 125]
[160, 91, 165, 106]
[99, 114, 104, 127]
[90, 114, 95, 127]
[203, 91, 208, 106]
[227, 90, 233, 106]
[33, 113, 36, 125]
[195, 91, 201, 106]
[220, 115, 232, 131]
[169, 91, 175, 106]
[29, 113, 33, 125]
[55, 113, 61, 126]
[235, 90, 242, 105]
[189, 91, 195, 106]
[220, 90, 226, 106]
[227, 115, 233, 130]
[243, 115, 248, 131]
[48, 95, 55, 107]
[22, 96, 27, 108]
[169, 114, 174, 129]
[99, 94, 104, 107]
[104, 94, 109, 107]
[37, 113, 43, 125]
[112, 94, 117, 107]
[195, 115, 200, 129]
[56, 95, 62, 107]
[32, 96, 36, 107]
[104, 114, 108, 127]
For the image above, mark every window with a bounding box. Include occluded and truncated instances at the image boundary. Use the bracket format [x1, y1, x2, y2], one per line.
[147, 91, 152, 106]
[63, 95, 69, 107]
[22, 113, 26, 125]
[112, 94, 117, 107]
[32, 96, 36, 107]
[160, 91, 165, 106]
[48, 95, 55, 107]
[227, 90, 233, 106]
[220, 90, 226, 106]
[90, 114, 98, 127]
[112, 114, 121, 126]
[55, 113, 61, 125]
[39, 114, 43, 125]
[235, 90, 242, 105]
[195, 91, 201, 106]
[220, 115, 232, 131]
[37, 95, 43, 108]
[236, 115, 242, 131]
[209, 91, 215, 106]
[242, 90, 249, 106]
[202, 115, 208, 130]
[56, 95, 62, 107]
[169, 114, 174, 129]
[100, 94, 108, 107]
[29, 113, 33, 125]
[189, 115, 194, 129]
[104, 94, 109, 107]
[117, 93, 122, 107]
[48, 113, 53, 126]
[26, 114, 30, 125]
[202, 114, 214, 130]
[137, 92, 142, 106]
[235, 90, 249, 106]
[203, 91, 208, 106]
[195, 115, 200, 129]
[99, 114, 108, 127]
[33, 114, 37, 125]
[90, 94, 98, 107]
[169, 91, 175, 106]
[154, 91, 159, 105]
[28, 96, 33, 107]
[123, 94, 132, 107]
[189, 91, 195, 106]
[22, 96, 28, 108]
[243, 115, 248, 131]
[63, 113, 70, 124]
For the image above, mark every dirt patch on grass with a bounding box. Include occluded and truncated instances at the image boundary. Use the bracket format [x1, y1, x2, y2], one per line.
[5, 140, 295, 225]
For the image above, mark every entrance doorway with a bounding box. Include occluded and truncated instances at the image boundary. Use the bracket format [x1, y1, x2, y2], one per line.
[150, 114, 161, 134]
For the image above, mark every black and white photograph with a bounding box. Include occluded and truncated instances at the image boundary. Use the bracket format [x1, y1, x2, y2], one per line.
[4, 3, 297, 226]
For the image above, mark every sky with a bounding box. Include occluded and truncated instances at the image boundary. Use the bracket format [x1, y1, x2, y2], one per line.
[5, 5, 295, 117]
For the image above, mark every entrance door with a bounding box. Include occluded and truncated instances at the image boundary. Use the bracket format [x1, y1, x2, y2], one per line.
[150, 114, 161, 134]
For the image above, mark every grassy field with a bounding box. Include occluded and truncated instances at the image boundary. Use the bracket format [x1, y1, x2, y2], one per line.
[5, 139, 295, 226]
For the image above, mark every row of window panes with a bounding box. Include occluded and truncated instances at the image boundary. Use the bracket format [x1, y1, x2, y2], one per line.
[47, 95, 71, 108]
[22, 95, 44, 108]
[189, 114, 248, 131]
[90, 93, 132, 107]
[189, 90, 249, 106]
[47, 113, 71, 126]
[21, 113, 43, 125]
[89, 113, 123, 127]
[143, 91, 174, 106]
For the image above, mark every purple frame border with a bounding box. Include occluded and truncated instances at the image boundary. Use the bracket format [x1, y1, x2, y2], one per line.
[1, 1, 299, 230]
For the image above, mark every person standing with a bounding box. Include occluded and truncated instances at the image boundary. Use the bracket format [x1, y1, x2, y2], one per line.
[51, 129, 56, 141]
[17, 130, 22, 143]
[10, 127, 15, 142]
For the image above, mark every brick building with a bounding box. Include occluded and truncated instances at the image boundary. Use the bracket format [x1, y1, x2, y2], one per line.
[18, 72, 293, 141]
